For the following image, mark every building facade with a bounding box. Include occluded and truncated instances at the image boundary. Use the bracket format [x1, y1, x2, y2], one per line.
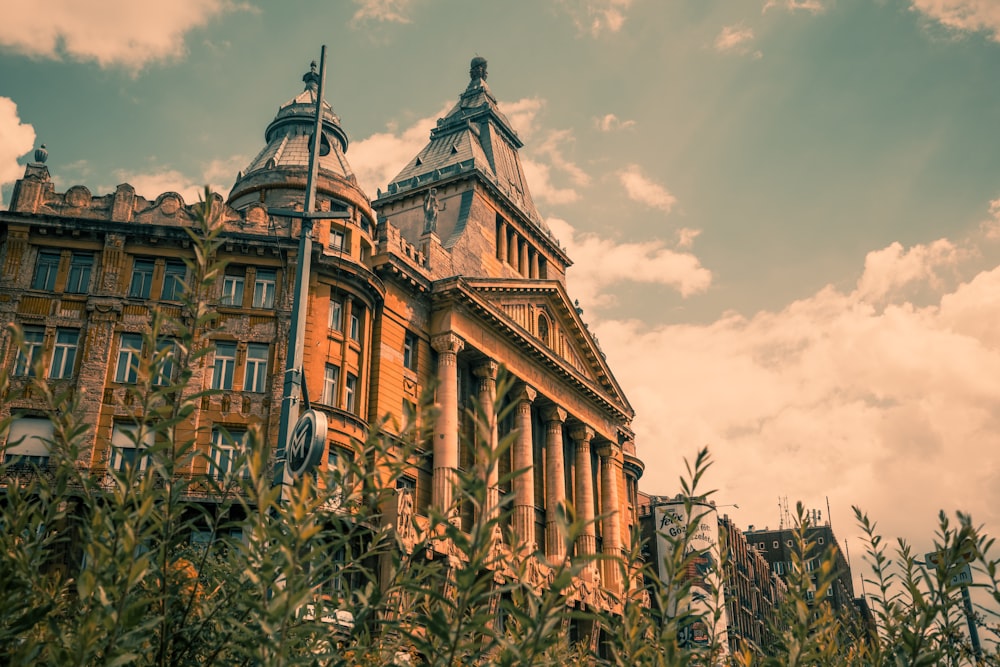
[0, 57, 643, 616]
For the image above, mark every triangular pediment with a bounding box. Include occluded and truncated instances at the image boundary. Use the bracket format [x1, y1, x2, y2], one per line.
[454, 278, 633, 418]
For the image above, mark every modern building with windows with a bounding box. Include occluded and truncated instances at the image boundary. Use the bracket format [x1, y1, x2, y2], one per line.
[0, 56, 644, 630]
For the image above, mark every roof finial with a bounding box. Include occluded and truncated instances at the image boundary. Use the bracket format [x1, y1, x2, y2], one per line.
[34, 144, 48, 164]
[302, 60, 320, 92]
[470, 56, 487, 82]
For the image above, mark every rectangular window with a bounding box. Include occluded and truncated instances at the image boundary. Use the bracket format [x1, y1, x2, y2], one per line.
[129, 258, 155, 298]
[153, 339, 175, 387]
[31, 250, 60, 290]
[221, 274, 245, 306]
[14, 326, 45, 377]
[212, 342, 237, 390]
[322, 364, 339, 406]
[328, 297, 343, 331]
[349, 313, 360, 342]
[211, 427, 248, 479]
[402, 331, 417, 371]
[66, 252, 93, 293]
[49, 328, 79, 379]
[774, 561, 784, 575]
[244, 343, 268, 393]
[252, 268, 276, 308]
[329, 229, 345, 251]
[327, 445, 353, 507]
[110, 422, 154, 472]
[115, 333, 143, 384]
[345, 373, 357, 413]
[161, 260, 186, 301]
[4, 417, 54, 467]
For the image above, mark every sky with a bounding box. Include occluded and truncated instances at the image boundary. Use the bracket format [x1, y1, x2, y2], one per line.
[2, 0, 1000, 594]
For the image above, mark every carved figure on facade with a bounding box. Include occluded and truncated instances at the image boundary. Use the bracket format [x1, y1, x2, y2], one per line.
[396, 485, 417, 551]
[422, 188, 443, 235]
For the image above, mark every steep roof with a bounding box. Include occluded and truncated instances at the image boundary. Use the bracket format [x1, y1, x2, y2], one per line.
[385, 58, 547, 231]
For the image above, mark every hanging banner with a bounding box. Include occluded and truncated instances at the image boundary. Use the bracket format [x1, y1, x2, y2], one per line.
[653, 498, 729, 658]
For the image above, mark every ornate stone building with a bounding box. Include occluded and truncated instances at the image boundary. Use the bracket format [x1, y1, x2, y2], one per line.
[0, 57, 643, 619]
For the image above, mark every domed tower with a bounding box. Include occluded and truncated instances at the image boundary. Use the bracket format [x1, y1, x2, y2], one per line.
[231, 62, 382, 478]
[228, 61, 370, 218]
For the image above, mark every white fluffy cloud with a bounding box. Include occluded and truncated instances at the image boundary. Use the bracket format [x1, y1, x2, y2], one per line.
[558, 0, 634, 37]
[618, 164, 678, 213]
[910, 0, 1000, 42]
[594, 114, 636, 132]
[349, 103, 452, 197]
[350, 0, 417, 25]
[714, 25, 758, 55]
[591, 228, 1000, 558]
[0, 98, 36, 189]
[0, 1, 246, 71]
[549, 217, 712, 305]
[762, 0, 826, 13]
[104, 154, 245, 204]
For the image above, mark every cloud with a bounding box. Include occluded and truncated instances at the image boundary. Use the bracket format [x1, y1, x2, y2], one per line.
[350, 0, 416, 25]
[522, 160, 580, 205]
[980, 197, 1000, 239]
[0, 98, 36, 189]
[618, 164, 678, 213]
[549, 217, 712, 306]
[104, 154, 246, 204]
[855, 238, 964, 303]
[0, 1, 247, 72]
[589, 229, 1000, 563]
[762, 0, 826, 14]
[499, 98, 547, 141]
[349, 102, 452, 197]
[557, 0, 634, 37]
[594, 114, 636, 132]
[909, 0, 1000, 42]
[714, 25, 764, 58]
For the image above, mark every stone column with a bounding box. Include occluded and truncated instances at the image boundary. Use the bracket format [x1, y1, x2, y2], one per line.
[572, 425, 596, 561]
[507, 232, 518, 270]
[512, 383, 537, 550]
[530, 250, 539, 279]
[543, 406, 567, 561]
[474, 359, 499, 521]
[519, 241, 529, 277]
[599, 445, 622, 590]
[431, 333, 464, 523]
[497, 221, 507, 263]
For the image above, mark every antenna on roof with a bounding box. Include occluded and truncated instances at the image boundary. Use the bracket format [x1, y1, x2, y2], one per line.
[826, 496, 832, 528]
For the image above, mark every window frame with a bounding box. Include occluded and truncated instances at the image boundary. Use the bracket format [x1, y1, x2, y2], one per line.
[129, 258, 156, 299]
[322, 364, 340, 406]
[345, 373, 357, 413]
[328, 297, 343, 332]
[403, 331, 417, 371]
[211, 341, 237, 390]
[252, 268, 276, 309]
[160, 260, 187, 301]
[31, 250, 60, 291]
[49, 328, 79, 379]
[14, 326, 46, 377]
[115, 332, 143, 384]
[210, 426, 249, 479]
[65, 252, 94, 294]
[110, 422, 155, 472]
[221, 273, 245, 307]
[243, 343, 269, 393]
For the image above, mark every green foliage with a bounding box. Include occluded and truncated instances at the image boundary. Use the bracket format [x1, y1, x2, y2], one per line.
[1, 192, 998, 665]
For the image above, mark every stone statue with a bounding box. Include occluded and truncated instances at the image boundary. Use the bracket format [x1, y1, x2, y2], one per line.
[396, 486, 416, 547]
[422, 188, 442, 235]
[470, 56, 487, 82]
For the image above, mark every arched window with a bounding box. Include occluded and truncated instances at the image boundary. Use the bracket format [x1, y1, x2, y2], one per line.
[538, 314, 550, 345]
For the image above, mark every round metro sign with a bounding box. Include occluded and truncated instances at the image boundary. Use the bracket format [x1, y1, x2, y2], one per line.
[287, 409, 327, 478]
